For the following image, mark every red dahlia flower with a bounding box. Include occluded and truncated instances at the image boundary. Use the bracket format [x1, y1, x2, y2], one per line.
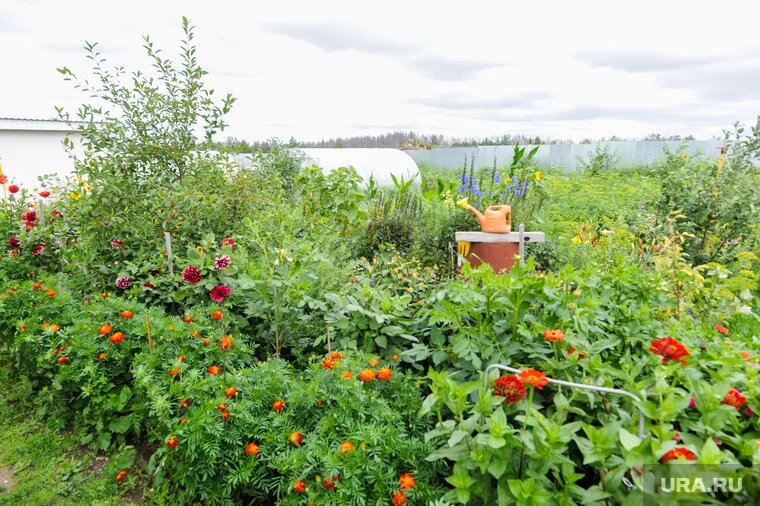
[214, 255, 231, 270]
[39, 190, 51, 198]
[8, 184, 19, 193]
[31, 244, 45, 256]
[542, 329, 565, 342]
[722, 388, 747, 409]
[649, 337, 689, 365]
[493, 375, 527, 404]
[518, 368, 549, 390]
[661, 447, 696, 463]
[221, 237, 236, 248]
[111, 238, 124, 249]
[182, 265, 202, 285]
[209, 284, 232, 303]
[7, 236, 19, 247]
[21, 210, 36, 222]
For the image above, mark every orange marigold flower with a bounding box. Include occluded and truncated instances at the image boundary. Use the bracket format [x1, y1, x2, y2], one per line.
[46, 289, 57, 298]
[245, 442, 260, 457]
[192, 330, 201, 337]
[322, 358, 336, 371]
[714, 324, 729, 335]
[201, 338, 211, 346]
[116, 470, 128, 482]
[722, 388, 747, 409]
[392, 354, 400, 361]
[182, 315, 193, 323]
[368, 358, 380, 368]
[399, 473, 415, 489]
[517, 368, 549, 390]
[166, 437, 179, 449]
[341, 371, 352, 380]
[358, 369, 376, 382]
[33, 282, 42, 290]
[18, 323, 28, 331]
[177, 355, 186, 362]
[219, 335, 233, 350]
[661, 447, 696, 463]
[330, 351, 345, 360]
[211, 310, 223, 320]
[208, 365, 221, 375]
[339, 441, 355, 454]
[49, 323, 60, 333]
[120, 310, 134, 319]
[567, 347, 588, 359]
[289, 431, 303, 446]
[221, 411, 231, 421]
[97, 352, 107, 361]
[649, 337, 689, 365]
[101, 292, 109, 299]
[493, 375, 527, 404]
[273, 399, 285, 413]
[293, 480, 306, 493]
[179, 417, 189, 424]
[168, 367, 181, 378]
[57, 355, 69, 365]
[542, 329, 564, 342]
[225, 386, 238, 398]
[377, 368, 393, 381]
[109, 332, 125, 345]
[740, 350, 751, 360]
[178, 398, 191, 408]
[323, 475, 338, 491]
[392, 490, 408, 506]
[98, 324, 112, 335]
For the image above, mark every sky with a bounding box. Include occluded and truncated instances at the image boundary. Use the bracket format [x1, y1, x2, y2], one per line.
[1, 0, 759, 142]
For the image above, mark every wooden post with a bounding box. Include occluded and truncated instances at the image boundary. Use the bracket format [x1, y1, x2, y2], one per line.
[164, 232, 173, 275]
[518, 224, 525, 266]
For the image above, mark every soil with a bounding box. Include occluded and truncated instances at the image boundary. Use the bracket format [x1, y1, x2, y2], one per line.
[0, 466, 16, 493]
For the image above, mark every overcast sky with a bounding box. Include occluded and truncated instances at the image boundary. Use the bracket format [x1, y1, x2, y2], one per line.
[1, 0, 759, 142]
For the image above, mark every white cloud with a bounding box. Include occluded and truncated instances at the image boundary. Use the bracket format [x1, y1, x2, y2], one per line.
[0, 0, 759, 142]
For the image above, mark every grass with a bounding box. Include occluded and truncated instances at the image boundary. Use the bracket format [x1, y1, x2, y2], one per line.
[0, 362, 147, 505]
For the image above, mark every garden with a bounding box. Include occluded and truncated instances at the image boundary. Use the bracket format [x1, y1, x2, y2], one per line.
[1, 19, 759, 506]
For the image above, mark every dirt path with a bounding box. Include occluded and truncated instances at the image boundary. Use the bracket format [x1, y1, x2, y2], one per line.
[0, 466, 16, 493]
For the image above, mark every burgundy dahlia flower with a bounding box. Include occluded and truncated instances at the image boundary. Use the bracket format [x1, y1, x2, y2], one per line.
[182, 265, 202, 285]
[111, 238, 124, 249]
[115, 277, 132, 290]
[31, 244, 45, 256]
[214, 255, 231, 270]
[209, 285, 232, 303]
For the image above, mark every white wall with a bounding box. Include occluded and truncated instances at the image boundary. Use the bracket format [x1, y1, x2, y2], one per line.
[0, 130, 79, 189]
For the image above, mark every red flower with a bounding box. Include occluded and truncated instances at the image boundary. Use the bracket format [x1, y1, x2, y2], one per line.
[120, 310, 134, 319]
[169, 367, 181, 378]
[31, 244, 45, 256]
[21, 210, 36, 222]
[661, 447, 696, 463]
[182, 315, 193, 324]
[323, 475, 338, 491]
[33, 282, 42, 290]
[166, 437, 179, 449]
[143, 282, 155, 290]
[740, 350, 751, 361]
[7, 236, 19, 247]
[273, 399, 285, 413]
[392, 490, 408, 506]
[649, 337, 689, 365]
[211, 310, 223, 320]
[714, 324, 729, 335]
[722, 388, 747, 409]
[493, 375, 527, 404]
[177, 355, 186, 362]
[399, 473, 415, 489]
[330, 351, 345, 360]
[217, 403, 228, 412]
[209, 284, 232, 303]
[201, 338, 211, 346]
[221, 237, 236, 248]
[0, 174, 6, 184]
[8, 184, 19, 194]
[358, 369, 376, 382]
[182, 265, 202, 285]
[567, 347, 588, 359]
[293, 480, 306, 493]
[39, 190, 51, 198]
[339, 441, 355, 454]
[221, 411, 231, 421]
[214, 255, 231, 270]
[47, 289, 57, 298]
[178, 398, 191, 408]
[245, 442, 260, 457]
[542, 329, 564, 342]
[208, 365, 221, 375]
[57, 355, 69, 365]
[110, 238, 124, 249]
[518, 368, 549, 390]
[322, 358, 336, 371]
[109, 332, 125, 345]
[225, 386, 238, 398]
[116, 470, 128, 482]
[115, 277, 132, 290]
[289, 431, 303, 446]
[377, 368, 393, 381]
[219, 335, 233, 350]
[24, 221, 35, 231]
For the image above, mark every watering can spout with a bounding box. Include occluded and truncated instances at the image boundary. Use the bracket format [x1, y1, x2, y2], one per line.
[457, 198, 512, 234]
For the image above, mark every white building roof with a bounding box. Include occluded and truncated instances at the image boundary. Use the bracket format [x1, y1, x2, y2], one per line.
[297, 148, 419, 187]
[0, 117, 82, 132]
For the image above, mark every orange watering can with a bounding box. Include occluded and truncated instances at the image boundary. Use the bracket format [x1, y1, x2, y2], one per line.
[457, 198, 512, 233]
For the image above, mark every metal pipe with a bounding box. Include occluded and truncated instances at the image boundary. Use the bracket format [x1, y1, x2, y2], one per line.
[483, 364, 645, 438]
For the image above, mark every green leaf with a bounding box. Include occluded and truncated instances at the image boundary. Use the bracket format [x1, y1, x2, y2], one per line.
[697, 438, 724, 464]
[619, 427, 642, 452]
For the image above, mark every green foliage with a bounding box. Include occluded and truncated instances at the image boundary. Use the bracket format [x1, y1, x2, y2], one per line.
[577, 143, 619, 176]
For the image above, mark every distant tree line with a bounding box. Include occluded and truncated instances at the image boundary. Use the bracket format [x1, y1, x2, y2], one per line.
[210, 131, 699, 153]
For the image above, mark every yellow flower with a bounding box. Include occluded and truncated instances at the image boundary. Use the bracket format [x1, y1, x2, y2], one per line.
[681, 154, 689, 161]
[456, 197, 469, 208]
[571, 235, 583, 245]
[534, 171, 543, 182]
[69, 192, 81, 200]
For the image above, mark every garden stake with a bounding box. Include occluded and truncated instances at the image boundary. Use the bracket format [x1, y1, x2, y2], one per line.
[164, 231, 174, 275]
[482, 364, 645, 439]
[146, 315, 154, 349]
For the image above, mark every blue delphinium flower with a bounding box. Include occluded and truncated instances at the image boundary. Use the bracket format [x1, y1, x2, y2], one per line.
[462, 174, 470, 184]
[511, 175, 518, 184]
[493, 172, 501, 183]
[473, 189, 484, 197]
